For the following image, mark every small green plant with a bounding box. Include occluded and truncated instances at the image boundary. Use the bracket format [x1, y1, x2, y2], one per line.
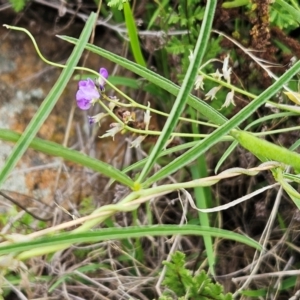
[107, 0, 127, 10]
[160, 251, 232, 300]
[164, 1, 222, 80]
[270, 0, 300, 30]
[8, 0, 28, 12]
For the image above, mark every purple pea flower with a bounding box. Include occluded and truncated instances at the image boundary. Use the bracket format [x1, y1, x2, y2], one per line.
[76, 78, 100, 110]
[98, 67, 109, 91]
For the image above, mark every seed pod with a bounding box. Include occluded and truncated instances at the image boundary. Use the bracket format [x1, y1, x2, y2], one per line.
[230, 129, 300, 172]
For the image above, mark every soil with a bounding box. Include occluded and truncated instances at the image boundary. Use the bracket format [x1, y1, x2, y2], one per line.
[0, 6, 124, 213]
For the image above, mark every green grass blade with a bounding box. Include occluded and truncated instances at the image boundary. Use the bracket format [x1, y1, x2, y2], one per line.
[136, 0, 218, 183]
[144, 60, 300, 186]
[191, 165, 215, 276]
[275, 0, 300, 24]
[57, 37, 227, 126]
[0, 13, 97, 189]
[123, 1, 146, 66]
[189, 107, 215, 274]
[0, 129, 134, 188]
[0, 225, 262, 259]
[147, 0, 169, 30]
[241, 276, 297, 298]
[215, 141, 238, 174]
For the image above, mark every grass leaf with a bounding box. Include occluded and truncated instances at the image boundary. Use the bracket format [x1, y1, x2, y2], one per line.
[0, 225, 262, 260]
[0, 13, 97, 189]
[0, 129, 134, 188]
[123, 1, 146, 66]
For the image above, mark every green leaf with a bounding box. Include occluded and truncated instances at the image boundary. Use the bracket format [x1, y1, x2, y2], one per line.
[191, 164, 215, 276]
[273, 0, 300, 28]
[190, 108, 215, 276]
[163, 252, 192, 296]
[9, 0, 27, 12]
[0, 225, 262, 260]
[107, 0, 126, 10]
[0, 129, 134, 188]
[222, 0, 250, 9]
[143, 60, 300, 186]
[123, 1, 146, 66]
[162, 251, 233, 299]
[136, 0, 218, 183]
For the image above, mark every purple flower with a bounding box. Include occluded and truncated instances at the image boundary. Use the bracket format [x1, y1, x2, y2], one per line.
[76, 78, 100, 110]
[98, 68, 109, 90]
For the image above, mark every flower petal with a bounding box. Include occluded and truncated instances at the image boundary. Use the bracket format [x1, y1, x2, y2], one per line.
[76, 90, 92, 110]
[130, 135, 146, 148]
[99, 68, 109, 79]
[100, 123, 123, 140]
[98, 68, 109, 90]
[78, 78, 96, 90]
[205, 86, 222, 100]
[76, 78, 101, 110]
[88, 113, 106, 125]
[144, 102, 151, 131]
